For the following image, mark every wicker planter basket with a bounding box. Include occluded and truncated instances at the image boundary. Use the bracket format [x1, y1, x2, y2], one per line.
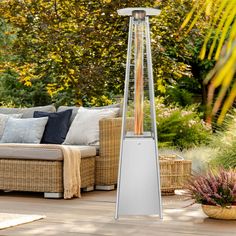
[159, 155, 192, 195]
[202, 205, 236, 220]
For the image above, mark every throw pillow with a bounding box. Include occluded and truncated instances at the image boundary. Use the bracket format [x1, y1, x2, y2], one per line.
[0, 105, 56, 118]
[0, 113, 23, 139]
[57, 103, 121, 124]
[22, 105, 56, 118]
[63, 107, 119, 145]
[33, 109, 72, 144]
[0, 117, 48, 144]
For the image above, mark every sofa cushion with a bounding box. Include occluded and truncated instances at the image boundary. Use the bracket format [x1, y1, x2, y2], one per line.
[57, 104, 121, 124]
[33, 109, 72, 144]
[0, 105, 56, 118]
[0, 144, 96, 160]
[63, 107, 119, 145]
[0, 117, 48, 144]
[0, 113, 23, 139]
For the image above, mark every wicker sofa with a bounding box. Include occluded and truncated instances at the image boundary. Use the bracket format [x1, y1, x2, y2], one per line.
[0, 105, 129, 197]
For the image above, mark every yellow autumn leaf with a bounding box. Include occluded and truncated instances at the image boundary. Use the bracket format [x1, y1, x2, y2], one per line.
[24, 81, 32, 87]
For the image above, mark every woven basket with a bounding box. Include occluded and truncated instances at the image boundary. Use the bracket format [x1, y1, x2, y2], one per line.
[159, 155, 192, 195]
[202, 205, 236, 220]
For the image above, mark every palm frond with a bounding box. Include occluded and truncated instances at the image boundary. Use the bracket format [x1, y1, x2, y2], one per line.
[181, 0, 236, 124]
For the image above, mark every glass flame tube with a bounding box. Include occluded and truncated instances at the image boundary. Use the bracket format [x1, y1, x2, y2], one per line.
[134, 11, 145, 135]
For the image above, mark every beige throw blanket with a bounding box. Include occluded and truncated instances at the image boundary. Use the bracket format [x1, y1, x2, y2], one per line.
[0, 143, 81, 199]
[60, 145, 81, 199]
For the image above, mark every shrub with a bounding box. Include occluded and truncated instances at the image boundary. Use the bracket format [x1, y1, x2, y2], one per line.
[186, 169, 236, 207]
[131, 97, 211, 149]
[209, 141, 236, 169]
[0, 69, 51, 107]
[209, 110, 236, 169]
[155, 98, 211, 149]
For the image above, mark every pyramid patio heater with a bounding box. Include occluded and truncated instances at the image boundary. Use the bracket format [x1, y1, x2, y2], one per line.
[115, 8, 162, 219]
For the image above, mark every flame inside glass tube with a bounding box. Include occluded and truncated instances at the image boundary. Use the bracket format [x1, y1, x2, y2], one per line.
[134, 22, 144, 135]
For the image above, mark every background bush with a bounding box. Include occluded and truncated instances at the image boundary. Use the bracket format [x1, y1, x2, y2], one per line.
[209, 110, 236, 169]
[140, 98, 211, 149]
[0, 0, 214, 108]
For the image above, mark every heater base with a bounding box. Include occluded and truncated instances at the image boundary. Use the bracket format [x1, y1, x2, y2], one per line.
[117, 137, 161, 216]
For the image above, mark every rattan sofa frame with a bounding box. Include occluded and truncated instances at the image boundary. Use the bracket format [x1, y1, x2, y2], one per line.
[0, 156, 95, 198]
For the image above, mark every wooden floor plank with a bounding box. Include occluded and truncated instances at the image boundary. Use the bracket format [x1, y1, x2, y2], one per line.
[0, 190, 236, 236]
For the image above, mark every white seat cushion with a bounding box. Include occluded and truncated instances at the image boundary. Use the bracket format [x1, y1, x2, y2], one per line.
[0, 144, 96, 161]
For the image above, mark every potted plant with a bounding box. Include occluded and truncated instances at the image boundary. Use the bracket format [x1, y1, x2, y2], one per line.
[186, 169, 236, 220]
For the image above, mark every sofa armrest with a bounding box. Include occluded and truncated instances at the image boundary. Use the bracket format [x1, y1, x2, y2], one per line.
[95, 117, 133, 186]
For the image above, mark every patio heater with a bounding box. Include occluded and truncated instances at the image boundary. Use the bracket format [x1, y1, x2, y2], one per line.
[115, 8, 162, 219]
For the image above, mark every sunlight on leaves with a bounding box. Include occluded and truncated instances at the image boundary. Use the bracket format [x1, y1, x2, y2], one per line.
[181, 0, 236, 124]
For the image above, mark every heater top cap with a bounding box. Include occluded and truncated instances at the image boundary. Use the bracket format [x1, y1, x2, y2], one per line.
[117, 8, 161, 16]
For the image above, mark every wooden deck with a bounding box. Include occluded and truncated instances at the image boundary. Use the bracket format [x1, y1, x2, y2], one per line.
[0, 190, 236, 236]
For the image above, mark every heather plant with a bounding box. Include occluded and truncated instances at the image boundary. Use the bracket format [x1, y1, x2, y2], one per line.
[186, 169, 236, 207]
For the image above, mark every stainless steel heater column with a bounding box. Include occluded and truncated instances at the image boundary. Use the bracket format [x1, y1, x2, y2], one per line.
[115, 8, 162, 219]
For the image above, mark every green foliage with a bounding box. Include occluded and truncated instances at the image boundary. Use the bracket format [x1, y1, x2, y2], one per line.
[0, 69, 51, 107]
[0, 18, 16, 63]
[0, 0, 156, 106]
[165, 87, 195, 107]
[151, 0, 193, 93]
[0, 0, 214, 108]
[144, 98, 211, 149]
[209, 110, 236, 169]
[210, 142, 236, 169]
[151, 0, 215, 102]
